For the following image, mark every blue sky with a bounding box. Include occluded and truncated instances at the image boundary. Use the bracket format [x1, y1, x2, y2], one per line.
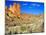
[5, 1, 44, 15]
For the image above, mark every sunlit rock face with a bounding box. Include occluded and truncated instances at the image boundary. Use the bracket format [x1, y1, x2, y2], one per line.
[5, 3, 21, 18]
[5, 3, 44, 34]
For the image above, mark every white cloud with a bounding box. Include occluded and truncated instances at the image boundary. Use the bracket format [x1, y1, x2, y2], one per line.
[31, 4, 40, 7]
[23, 4, 28, 6]
[37, 4, 40, 6]
[32, 4, 36, 6]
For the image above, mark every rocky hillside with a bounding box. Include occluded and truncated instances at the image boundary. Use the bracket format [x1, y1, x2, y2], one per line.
[5, 14, 44, 34]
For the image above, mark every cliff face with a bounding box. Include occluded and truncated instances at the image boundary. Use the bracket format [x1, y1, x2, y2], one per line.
[5, 3, 20, 17]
